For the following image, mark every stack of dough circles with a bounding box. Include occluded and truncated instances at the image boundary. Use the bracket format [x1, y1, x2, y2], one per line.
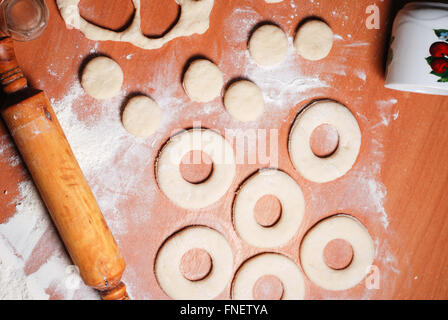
[122, 96, 162, 138]
[224, 80, 264, 122]
[233, 169, 305, 248]
[294, 20, 334, 61]
[155, 226, 234, 300]
[183, 59, 224, 102]
[249, 24, 288, 67]
[289, 100, 361, 183]
[81, 56, 124, 100]
[300, 215, 375, 291]
[232, 253, 305, 300]
[156, 129, 236, 209]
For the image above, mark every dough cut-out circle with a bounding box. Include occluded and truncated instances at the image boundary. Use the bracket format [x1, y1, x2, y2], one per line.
[224, 80, 264, 122]
[81, 56, 123, 100]
[155, 226, 233, 300]
[323, 238, 354, 270]
[300, 215, 375, 291]
[249, 24, 288, 67]
[156, 129, 236, 209]
[183, 59, 224, 102]
[122, 96, 162, 138]
[232, 253, 305, 300]
[57, 0, 214, 50]
[179, 150, 214, 184]
[294, 20, 334, 61]
[289, 100, 361, 183]
[233, 169, 305, 248]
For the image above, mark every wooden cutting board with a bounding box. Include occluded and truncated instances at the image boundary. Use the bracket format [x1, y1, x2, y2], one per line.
[0, 0, 447, 299]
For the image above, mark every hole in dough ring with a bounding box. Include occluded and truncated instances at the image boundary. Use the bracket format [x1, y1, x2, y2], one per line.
[156, 129, 236, 209]
[56, 0, 214, 50]
[232, 253, 305, 300]
[233, 169, 305, 248]
[300, 215, 375, 291]
[155, 226, 233, 300]
[289, 100, 361, 183]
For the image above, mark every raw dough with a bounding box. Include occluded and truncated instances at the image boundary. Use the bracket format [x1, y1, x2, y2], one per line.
[183, 59, 224, 102]
[233, 169, 305, 248]
[155, 226, 233, 300]
[249, 24, 288, 67]
[289, 100, 361, 183]
[224, 80, 264, 122]
[232, 253, 305, 300]
[294, 20, 334, 61]
[122, 96, 162, 138]
[57, 0, 214, 50]
[300, 215, 375, 291]
[156, 129, 236, 209]
[81, 56, 123, 100]
[264, 0, 283, 3]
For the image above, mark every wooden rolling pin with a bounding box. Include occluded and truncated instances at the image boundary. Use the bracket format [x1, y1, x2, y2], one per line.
[0, 34, 128, 300]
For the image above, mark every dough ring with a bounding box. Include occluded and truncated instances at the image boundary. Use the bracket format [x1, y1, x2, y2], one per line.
[300, 215, 375, 291]
[232, 253, 305, 300]
[156, 129, 236, 209]
[155, 226, 234, 300]
[233, 169, 305, 248]
[289, 100, 361, 183]
[57, 0, 214, 50]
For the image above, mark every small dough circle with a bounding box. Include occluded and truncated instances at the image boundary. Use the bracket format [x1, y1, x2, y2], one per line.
[300, 215, 375, 291]
[323, 238, 354, 270]
[155, 226, 233, 300]
[289, 100, 361, 183]
[232, 253, 305, 300]
[233, 169, 305, 248]
[156, 129, 236, 209]
[224, 80, 264, 122]
[122, 96, 162, 138]
[253, 275, 284, 300]
[180, 248, 213, 281]
[81, 56, 123, 100]
[294, 20, 334, 61]
[249, 24, 288, 67]
[183, 59, 224, 102]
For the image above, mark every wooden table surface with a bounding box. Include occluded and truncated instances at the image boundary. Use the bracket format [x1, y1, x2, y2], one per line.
[0, 0, 447, 299]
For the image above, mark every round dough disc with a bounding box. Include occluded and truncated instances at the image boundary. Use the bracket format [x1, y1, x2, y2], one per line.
[289, 100, 361, 183]
[294, 20, 334, 61]
[81, 56, 124, 100]
[183, 59, 224, 102]
[156, 129, 236, 209]
[300, 215, 375, 291]
[232, 253, 305, 300]
[155, 226, 233, 300]
[224, 80, 264, 122]
[249, 24, 288, 67]
[233, 169, 305, 248]
[122, 96, 162, 138]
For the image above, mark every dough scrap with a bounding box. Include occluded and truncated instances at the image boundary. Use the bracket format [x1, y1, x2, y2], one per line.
[183, 59, 224, 102]
[57, 0, 214, 50]
[264, 0, 283, 3]
[232, 253, 305, 300]
[233, 169, 305, 248]
[289, 100, 361, 183]
[224, 80, 264, 122]
[249, 24, 288, 67]
[156, 129, 236, 209]
[155, 226, 233, 300]
[300, 215, 375, 291]
[122, 96, 162, 138]
[294, 20, 334, 61]
[81, 56, 123, 100]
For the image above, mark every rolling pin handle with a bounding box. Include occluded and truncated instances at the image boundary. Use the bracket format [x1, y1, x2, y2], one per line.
[0, 35, 28, 94]
[100, 282, 129, 300]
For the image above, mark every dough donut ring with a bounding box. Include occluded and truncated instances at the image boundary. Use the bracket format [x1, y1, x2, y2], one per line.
[289, 100, 361, 183]
[232, 253, 305, 300]
[156, 129, 236, 209]
[300, 215, 375, 291]
[233, 169, 305, 248]
[57, 0, 214, 50]
[155, 226, 233, 300]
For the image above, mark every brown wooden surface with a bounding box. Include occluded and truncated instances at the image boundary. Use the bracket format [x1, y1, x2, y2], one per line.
[0, 0, 447, 299]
